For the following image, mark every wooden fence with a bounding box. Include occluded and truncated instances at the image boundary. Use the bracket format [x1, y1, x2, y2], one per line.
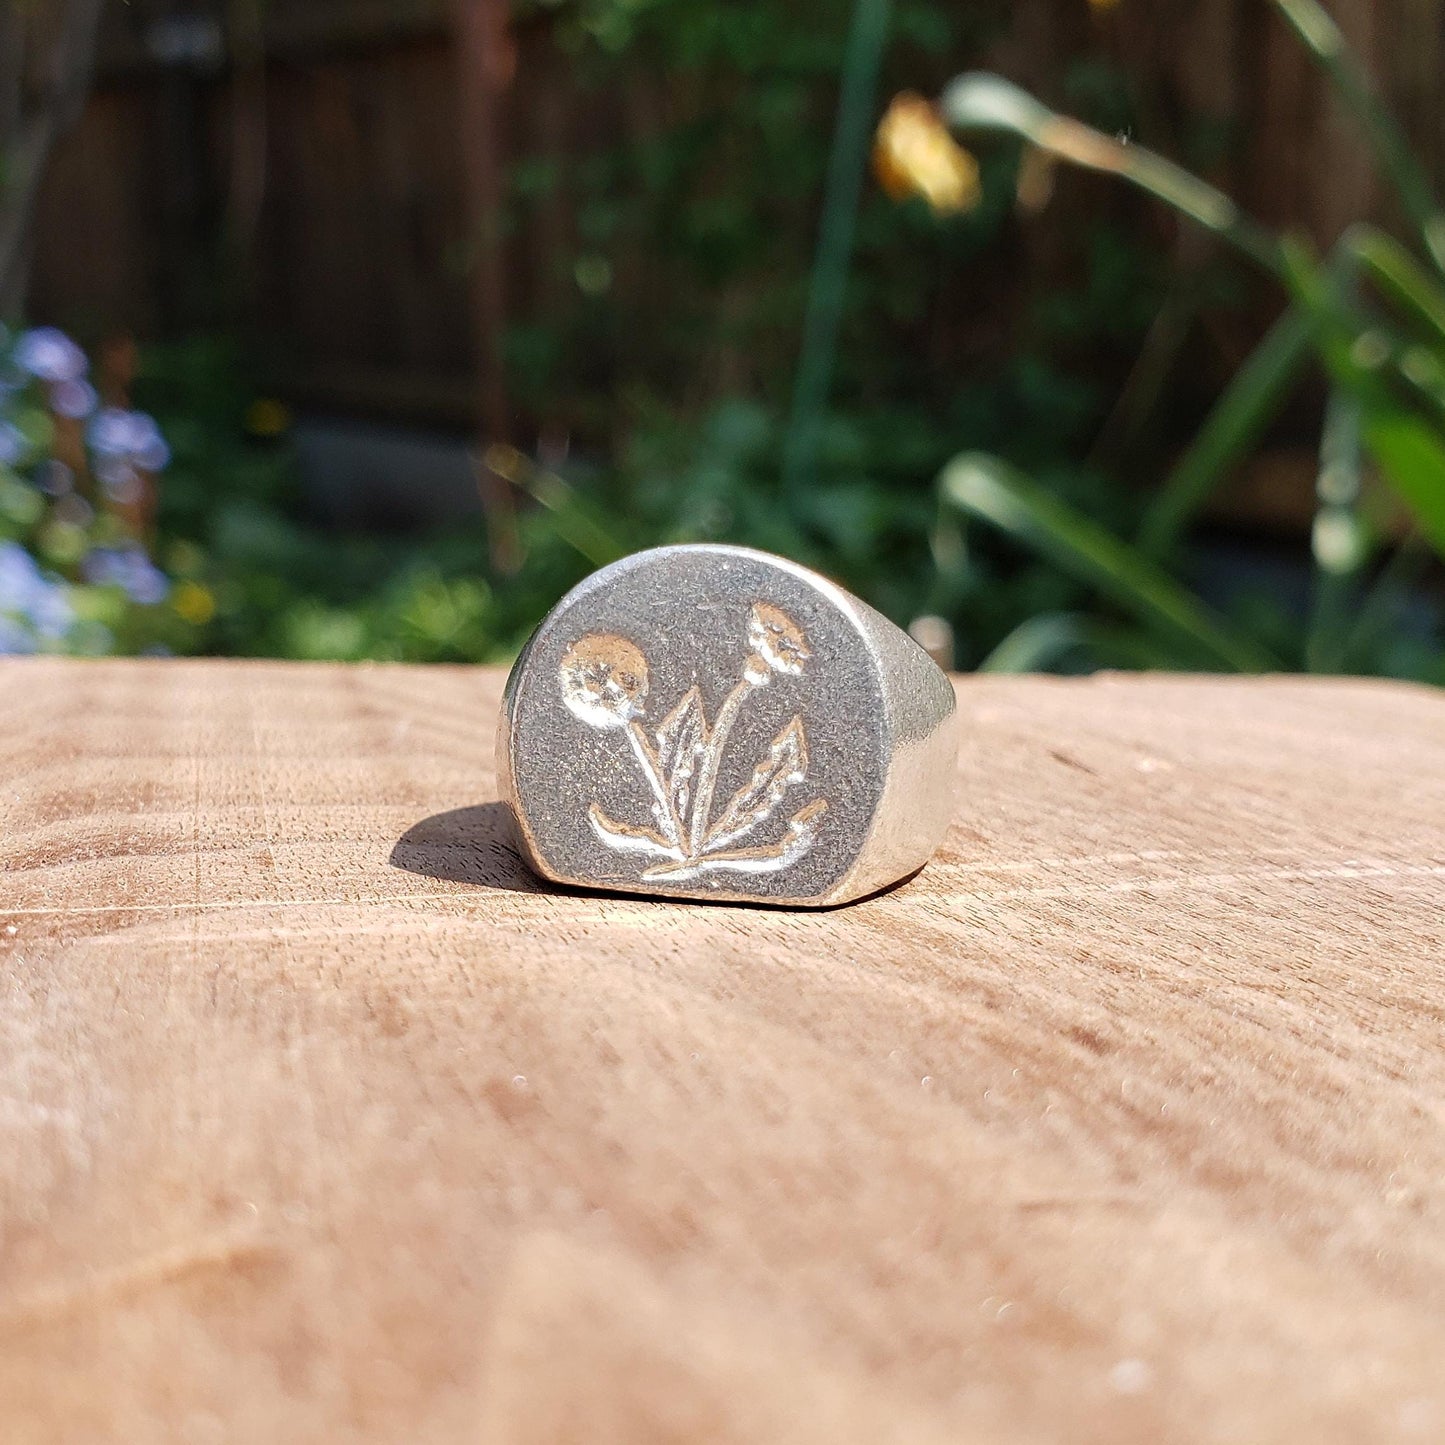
[25, 0, 1445, 437]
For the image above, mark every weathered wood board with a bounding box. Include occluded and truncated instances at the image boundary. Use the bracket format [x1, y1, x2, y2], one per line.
[1, 660, 1442, 1442]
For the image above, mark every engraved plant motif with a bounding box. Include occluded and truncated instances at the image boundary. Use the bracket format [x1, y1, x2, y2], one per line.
[559, 604, 828, 881]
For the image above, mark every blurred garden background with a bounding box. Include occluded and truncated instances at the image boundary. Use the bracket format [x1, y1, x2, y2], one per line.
[2, 0, 1443, 678]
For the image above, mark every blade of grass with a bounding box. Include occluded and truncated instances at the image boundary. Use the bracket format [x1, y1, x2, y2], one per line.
[941, 77, 1445, 561]
[941, 74, 1284, 276]
[940, 452, 1278, 671]
[1344, 225, 1445, 344]
[1360, 410, 1445, 556]
[483, 444, 624, 569]
[1340, 531, 1432, 668]
[978, 611, 1173, 672]
[782, 0, 891, 506]
[1137, 305, 1315, 557]
[1283, 240, 1445, 428]
[1270, 0, 1445, 275]
[1282, 239, 1445, 554]
[1305, 387, 1367, 672]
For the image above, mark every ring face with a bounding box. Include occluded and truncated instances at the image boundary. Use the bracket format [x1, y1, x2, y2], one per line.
[498, 545, 957, 907]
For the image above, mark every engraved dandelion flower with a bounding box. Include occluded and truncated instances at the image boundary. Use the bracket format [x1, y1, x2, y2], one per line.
[559, 599, 826, 880]
[746, 602, 809, 681]
[559, 633, 649, 730]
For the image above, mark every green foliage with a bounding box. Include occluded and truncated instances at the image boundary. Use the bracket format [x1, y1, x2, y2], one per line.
[509, 0, 1014, 417]
[120, 339, 595, 663]
[30, 0, 1433, 680]
[941, 453, 1276, 672]
[935, 0, 1445, 681]
[450, 0, 1183, 669]
[120, 2, 1178, 669]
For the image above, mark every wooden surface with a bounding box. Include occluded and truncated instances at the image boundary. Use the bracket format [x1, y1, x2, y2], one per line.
[2, 660, 1443, 1444]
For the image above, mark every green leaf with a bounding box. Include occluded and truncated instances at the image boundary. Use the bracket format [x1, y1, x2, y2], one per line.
[1346, 226, 1445, 346]
[940, 73, 1282, 275]
[940, 452, 1278, 672]
[1270, 0, 1445, 275]
[1138, 305, 1314, 556]
[1361, 410, 1445, 556]
[484, 447, 623, 569]
[1305, 388, 1368, 674]
[978, 612, 1174, 673]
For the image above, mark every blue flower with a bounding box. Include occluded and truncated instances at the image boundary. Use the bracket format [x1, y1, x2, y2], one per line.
[50, 377, 97, 420]
[81, 546, 126, 587]
[0, 540, 42, 612]
[0, 616, 36, 655]
[0, 420, 26, 467]
[125, 555, 170, 606]
[13, 327, 88, 384]
[136, 432, 171, 472]
[28, 577, 75, 640]
[98, 462, 143, 505]
[88, 407, 170, 470]
[88, 408, 137, 456]
[39, 459, 74, 495]
[82, 545, 169, 605]
[0, 543, 80, 643]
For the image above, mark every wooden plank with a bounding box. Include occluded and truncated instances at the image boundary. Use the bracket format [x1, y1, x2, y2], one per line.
[255, 37, 476, 376]
[93, 0, 453, 76]
[275, 361, 485, 427]
[34, 0, 1445, 474]
[26, 88, 158, 336]
[1, 659, 1443, 1442]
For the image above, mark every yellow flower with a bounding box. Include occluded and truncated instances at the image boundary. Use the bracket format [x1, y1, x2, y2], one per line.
[873, 93, 980, 217]
[173, 580, 216, 626]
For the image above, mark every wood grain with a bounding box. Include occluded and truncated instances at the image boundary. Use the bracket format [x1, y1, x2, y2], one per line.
[1, 659, 1443, 1444]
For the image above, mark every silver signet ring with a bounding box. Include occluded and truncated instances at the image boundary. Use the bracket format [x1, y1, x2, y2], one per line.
[497, 544, 958, 906]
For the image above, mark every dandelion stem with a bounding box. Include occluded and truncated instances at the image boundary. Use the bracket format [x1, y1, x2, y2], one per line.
[687, 677, 756, 858]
